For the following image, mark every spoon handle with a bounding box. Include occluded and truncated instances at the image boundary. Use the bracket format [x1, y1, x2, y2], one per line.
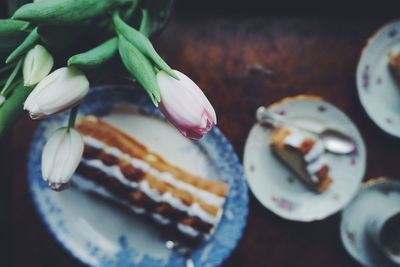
[256, 106, 284, 127]
[256, 106, 319, 135]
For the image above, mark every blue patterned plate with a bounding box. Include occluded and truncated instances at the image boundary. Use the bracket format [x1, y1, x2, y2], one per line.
[28, 85, 248, 267]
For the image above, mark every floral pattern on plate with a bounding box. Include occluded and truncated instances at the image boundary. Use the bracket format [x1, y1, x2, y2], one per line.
[356, 20, 400, 138]
[244, 95, 366, 221]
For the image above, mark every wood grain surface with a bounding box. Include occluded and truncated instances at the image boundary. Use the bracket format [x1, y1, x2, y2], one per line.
[1, 2, 400, 266]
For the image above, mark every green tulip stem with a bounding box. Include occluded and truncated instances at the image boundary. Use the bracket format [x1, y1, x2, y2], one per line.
[68, 105, 79, 129]
[0, 58, 22, 96]
[0, 82, 33, 139]
[3, 79, 23, 98]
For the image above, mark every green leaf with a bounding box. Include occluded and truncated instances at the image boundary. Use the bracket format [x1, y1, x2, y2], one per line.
[0, 29, 27, 56]
[122, 0, 139, 22]
[12, 0, 131, 24]
[0, 81, 33, 139]
[68, 37, 118, 69]
[139, 9, 151, 37]
[0, 19, 29, 36]
[7, 0, 30, 17]
[118, 35, 160, 106]
[139, 0, 174, 37]
[6, 27, 39, 63]
[113, 12, 178, 80]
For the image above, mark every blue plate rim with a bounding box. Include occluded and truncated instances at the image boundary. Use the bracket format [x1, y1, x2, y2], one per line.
[27, 84, 249, 267]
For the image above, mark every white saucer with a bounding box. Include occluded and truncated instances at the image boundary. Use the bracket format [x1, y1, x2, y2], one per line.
[356, 20, 400, 138]
[340, 178, 400, 267]
[243, 95, 366, 221]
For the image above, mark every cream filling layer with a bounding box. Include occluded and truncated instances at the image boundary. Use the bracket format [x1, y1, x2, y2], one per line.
[81, 158, 219, 225]
[306, 156, 327, 174]
[83, 136, 225, 207]
[283, 132, 325, 163]
[73, 174, 201, 237]
[177, 223, 200, 237]
[304, 141, 324, 162]
[283, 132, 305, 148]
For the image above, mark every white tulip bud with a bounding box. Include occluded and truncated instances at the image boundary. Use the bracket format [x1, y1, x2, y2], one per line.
[23, 44, 54, 86]
[42, 127, 84, 191]
[24, 67, 89, 119]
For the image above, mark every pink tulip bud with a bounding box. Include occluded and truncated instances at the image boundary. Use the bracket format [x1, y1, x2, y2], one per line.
[157, 70, 217, 140]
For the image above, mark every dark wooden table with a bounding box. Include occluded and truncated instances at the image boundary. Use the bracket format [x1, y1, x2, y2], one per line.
[2, 2, 400, 266]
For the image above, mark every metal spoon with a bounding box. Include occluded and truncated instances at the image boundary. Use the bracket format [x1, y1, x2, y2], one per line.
[256, 106, 356, 154]
[165, 240, 195, 267]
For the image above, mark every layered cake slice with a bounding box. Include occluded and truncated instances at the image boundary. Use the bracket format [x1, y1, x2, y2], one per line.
[270, 127, 333, 193]
[74, 116, 229, 239]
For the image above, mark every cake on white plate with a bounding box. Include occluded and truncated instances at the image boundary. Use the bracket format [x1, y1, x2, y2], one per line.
[74, 116, 229, 240]
[270, 127, 333, 193]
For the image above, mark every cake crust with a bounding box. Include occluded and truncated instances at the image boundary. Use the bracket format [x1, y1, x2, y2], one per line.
[77, 116, 229, 197]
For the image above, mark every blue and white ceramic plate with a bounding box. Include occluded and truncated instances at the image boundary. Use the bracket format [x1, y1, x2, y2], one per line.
[28, 85, 248, 267]
[244, 95, 366, 222]
[356, 20, 400, 138]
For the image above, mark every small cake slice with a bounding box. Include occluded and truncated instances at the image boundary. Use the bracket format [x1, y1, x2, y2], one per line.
[270, 127, 333, 193]
[388, 52, 400, 84]
[74, 116, 229, 239]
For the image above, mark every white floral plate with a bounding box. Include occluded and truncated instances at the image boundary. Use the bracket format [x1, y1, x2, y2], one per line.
[341, 178, 400, 267]
[28, 85, 249, 267]
[243, 95, 366, 222]
[356, 20, 400, 138]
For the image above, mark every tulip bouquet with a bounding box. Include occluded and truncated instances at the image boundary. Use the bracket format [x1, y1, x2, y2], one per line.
[0, 0, 217, 190]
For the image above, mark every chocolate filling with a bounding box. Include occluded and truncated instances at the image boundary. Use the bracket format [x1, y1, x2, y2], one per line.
[98, 152, 119, 166]
[120, 163, 145, 183]
[83, 144, 102, 159]
[76, 162, 213, 235]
